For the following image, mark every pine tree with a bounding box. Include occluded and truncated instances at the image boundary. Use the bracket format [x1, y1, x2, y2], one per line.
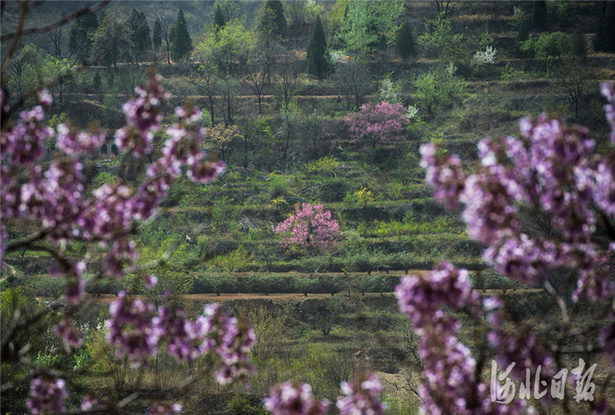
[571, 32, 587, 57]
[307, 15, 328, 78]
[532, 1, 548, 30]
[128, 9, 152, 61]
[68, 13, 98, 64]
[265, 0, 287, 38]
[153, 19, 162, 51]
[603, 2, 615, 52]
[396, 21, 416, 61]
[213, 4, 227, 32]
[171, 9, 193, 61]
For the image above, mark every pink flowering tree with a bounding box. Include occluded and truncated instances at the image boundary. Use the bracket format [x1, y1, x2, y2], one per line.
[275, 203, 342, 253]
[394, 81, 615, 414]
[344, 101, 409, 148]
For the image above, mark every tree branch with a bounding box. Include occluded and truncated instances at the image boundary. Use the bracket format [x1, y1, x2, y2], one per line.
[1, 0, 110, 42]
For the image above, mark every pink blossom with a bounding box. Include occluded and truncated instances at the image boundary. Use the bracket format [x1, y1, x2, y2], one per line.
[344, 101, 409, 147]
[275, 203, 342, 253]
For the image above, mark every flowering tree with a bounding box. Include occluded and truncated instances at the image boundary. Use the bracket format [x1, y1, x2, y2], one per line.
[394, 81, 615, 414]
[275, 203, 342, 253]
[344, 101, 409, 148]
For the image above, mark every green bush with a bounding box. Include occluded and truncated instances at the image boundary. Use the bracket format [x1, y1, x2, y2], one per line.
[226, 395, 268, 415]
[268, 174, 290, 198]
[319, 179, 350, 203]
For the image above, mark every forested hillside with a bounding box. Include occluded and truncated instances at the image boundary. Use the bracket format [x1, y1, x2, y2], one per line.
[2, 1, 615, 414]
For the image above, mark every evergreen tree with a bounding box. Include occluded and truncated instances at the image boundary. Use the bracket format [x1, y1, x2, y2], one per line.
[265, 0, 287, 38]
[603, 2, 615, 52]
[396, 21, 416, 61]
[532, 0, 548, 30]
[571, 31, 587, 57]
[171, 9, 193, 61]
[213, 4, 227, 32]
[128, 9, 152, 61]
[68, 13, 98, 64]
[91, 8, 133, 70]
[306, 15, 328, 78]
[153, 19, 162, 51]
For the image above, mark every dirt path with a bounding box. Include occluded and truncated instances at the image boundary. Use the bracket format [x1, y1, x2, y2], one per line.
[43, 288, 543, 305]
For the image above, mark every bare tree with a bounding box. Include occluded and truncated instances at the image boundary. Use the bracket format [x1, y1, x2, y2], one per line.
[152, 12, 174, 64]
[244, 67, 267, 115]
[556, 56, 592, 121]
[274, 63, 299, 111]
[331, 61, 372, 110]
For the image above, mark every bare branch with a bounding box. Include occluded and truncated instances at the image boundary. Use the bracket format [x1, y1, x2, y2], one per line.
[1, 0, 110, 42]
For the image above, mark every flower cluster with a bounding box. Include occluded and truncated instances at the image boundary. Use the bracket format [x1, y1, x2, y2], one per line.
[395, 263, 498, 414]
[264, 382, 329, 415]
[56, 123, 105, 156]
[115, 73, 169, 157]
[104, 298, 255, 382]
[1, 101, 53, 166]
[275, 203, 342, 253]
[487, 299, 554, 381]
[202, 303, 256, 384]
[420, 101, 614, 291]
[409, 82, 615, 414]
[419, 143, 466, 210]
[337, 375, 386, 415]
[1, 73, 234, 411]
[344, 101, 409, 147]
[148, 402, 183, 415]
[601, 82, 615, 144]
[27, 375, 67, 415]
[54, 315, 82, 348]
[106, 291, 160, 364]
[155, 306, 209, 362]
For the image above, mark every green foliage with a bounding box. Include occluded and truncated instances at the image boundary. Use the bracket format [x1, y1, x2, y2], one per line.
[69, 12, 98, 63]
[213, 4, 228, 32]
[153, 19, 162, 50]
[344, 186, 375, 206]
[593, 2, 615, 52]
[516, 21, 530, 50]
[5, 45, 44, 98]
[263, 1, 288, 39]
[306, 155, 340, 177]
[571, 32, 587, 57]
[211, 245, 254, 273]
[48, 113, 68, 130]
[200, 273, 238, 294]
[226, 395, 268, 415]
[93, 72, 102, 91]
[396, 21, 416, 61]
[195, 21, 254, 77]
[338, 1, 380, 59]
[532, 1, 548, 30]
[171, 9, 193, 61]
[91, 7, 133, 69]
[300, 297, 344, 336]
[128, 9, 152, 59]
[307, 15, 329, 78]
[378, 77, 402, 104]
[521, 32, 569, 58]
[417, 13, 465, 61]
[91, 171, 119, 188]
[413, 63, 466, 114]
[268, 174, 289, 197]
